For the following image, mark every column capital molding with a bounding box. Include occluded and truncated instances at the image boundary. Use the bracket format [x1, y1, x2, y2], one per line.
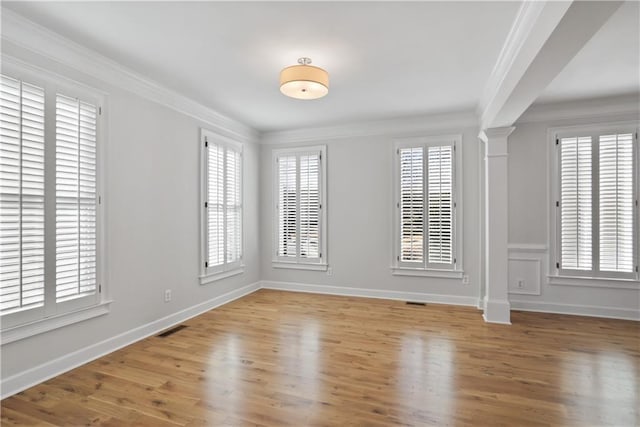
[478, 126, 516, 143]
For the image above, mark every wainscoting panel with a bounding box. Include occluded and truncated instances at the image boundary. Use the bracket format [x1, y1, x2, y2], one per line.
[508, 244, 546, 296]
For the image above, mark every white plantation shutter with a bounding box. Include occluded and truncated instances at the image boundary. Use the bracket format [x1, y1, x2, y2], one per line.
[207, 143, 224, 267]
[427, 145, 453, 265]
[0, 75, 45, 314]
[299, 154, 320, 259]
[397, 141, 456, 270]
[556, 128, 637, 279]
[277, 155, 297, 258]
[399, 147, 424, 262]
[203, 134, 242, 274]
[226, 149, 241, 264]
[55, 94, 97, 302]
[599, 133, 634, 273]
[274, 147, 325, 265]
[559, 136, 593, 271]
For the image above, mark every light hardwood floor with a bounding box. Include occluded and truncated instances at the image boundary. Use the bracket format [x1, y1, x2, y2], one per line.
[2, 289, 639, 426]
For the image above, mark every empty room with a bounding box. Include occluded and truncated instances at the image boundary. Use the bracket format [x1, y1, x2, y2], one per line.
[0, 1, 639, 426]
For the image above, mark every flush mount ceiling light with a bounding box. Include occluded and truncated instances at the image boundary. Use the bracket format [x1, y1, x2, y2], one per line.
[280, 57, 329, 100]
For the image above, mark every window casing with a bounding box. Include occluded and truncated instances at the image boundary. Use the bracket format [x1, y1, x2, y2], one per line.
[200, 129, 243, 284]
[392, 135, 463, 278]
[272, 145, 327, 271]
[1, 61, 107, 340]
[552, 123, 639, 282]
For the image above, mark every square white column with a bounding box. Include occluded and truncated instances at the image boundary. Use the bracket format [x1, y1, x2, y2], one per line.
[479, 127, 515, 324]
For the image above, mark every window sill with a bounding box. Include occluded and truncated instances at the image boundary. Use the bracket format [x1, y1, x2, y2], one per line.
[548, 275, 639, 289]
[272, 262, 328, 272]
[1, 300, 112, 345]
[200, 267, 245, 285]
[391, 267, 464, 279]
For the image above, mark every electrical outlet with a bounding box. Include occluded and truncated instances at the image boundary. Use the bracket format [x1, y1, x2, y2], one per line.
[462, 275, 470, 285]
[164, 289, 172, 302]
[517, 279, 525, 289]
[327, 267, 333, 276]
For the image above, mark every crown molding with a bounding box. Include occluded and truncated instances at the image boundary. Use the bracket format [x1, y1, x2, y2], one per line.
[516, 94, 640, 125]
[478, 1, 571, 128]
[478, 1, 546, 117]
[260, 110, 478, 145]
[479, 1, 625, 129]
[0, 9, 258, 143]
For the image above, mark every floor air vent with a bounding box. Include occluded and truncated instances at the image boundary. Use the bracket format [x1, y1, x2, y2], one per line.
[406, 301, 426, 306]
[157, 325, 188, 337]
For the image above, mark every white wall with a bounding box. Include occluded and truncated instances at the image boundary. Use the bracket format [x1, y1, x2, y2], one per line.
[0, 41, 261, 385]
[259, 120, 483, 306]
[507, 101, 640, 319]
[2, 10, 639, 400]
[257, 100, 640, 321]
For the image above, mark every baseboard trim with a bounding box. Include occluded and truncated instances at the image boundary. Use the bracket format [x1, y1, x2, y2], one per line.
[4, 281, 637, 399]
[260, 280, 479, 307]
[0, 281, 260, 399]
[510, 300, 640, 321]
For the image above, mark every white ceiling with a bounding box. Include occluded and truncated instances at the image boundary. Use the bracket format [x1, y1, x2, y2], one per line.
[537, 0, 639, 103]
[2, 2, 637, 131]
[2, 1, 521, 132]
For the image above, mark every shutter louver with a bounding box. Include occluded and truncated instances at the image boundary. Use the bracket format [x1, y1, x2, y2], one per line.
[278, 155, 297, 257]
[399, 147, 424, 263]
[56, 94, 97, 302]
[427, 145, 453, 265]
[560, 136, 592, 271]
[0, 75, 45, 314]
[225, 149, 241, 263]
[300, 154, 320, 259]
[207, 143, 224, 267]
[599, 133, 634, 272]
[204, 138, 242, 272]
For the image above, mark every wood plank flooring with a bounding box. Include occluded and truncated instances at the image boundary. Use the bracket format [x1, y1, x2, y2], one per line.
[2, 289, 639, 426]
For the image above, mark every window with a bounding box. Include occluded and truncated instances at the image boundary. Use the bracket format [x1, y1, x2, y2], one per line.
[272, 145, 327, 270]
[554, 124, 638, 281]
[392, 136, 462, 278]
[200, 129, 243, 284]
[1, 67, 106, 340]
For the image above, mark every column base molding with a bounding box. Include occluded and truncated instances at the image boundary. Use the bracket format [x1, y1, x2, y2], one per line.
[483, 297, 512, 324]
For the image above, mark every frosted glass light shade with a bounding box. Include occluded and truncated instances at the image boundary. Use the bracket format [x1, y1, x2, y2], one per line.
[280, 63, 329, 100]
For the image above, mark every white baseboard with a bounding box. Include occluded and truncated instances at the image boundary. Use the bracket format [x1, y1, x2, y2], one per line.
[510, 300, 640, 321]
[4, 280, 637, 399]
[1, 281, 260, 399]
[260, 280, 479, 307]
